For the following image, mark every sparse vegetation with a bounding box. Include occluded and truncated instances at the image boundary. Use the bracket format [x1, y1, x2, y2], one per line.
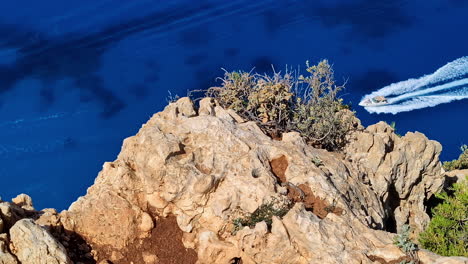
[390, 121, 402, 137]
[207, 60, 354, 150]
[232, 199, 290, 234]
[419, 177, 467, 257]
[290, 60, 352, 150]
[394, 224, 419, 263]
[166, 90, 181, 103]
[443, 145, 468, 171]
[311, 156, 323, 167]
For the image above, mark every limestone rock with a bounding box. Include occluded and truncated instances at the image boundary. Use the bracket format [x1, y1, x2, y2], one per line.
[0, 200, 54, 264]
[9, 219, 71, 264]
[0, 97, 460, 263]
[417, 249, 468, 264]
[62, 187, 148, 250]
[35, 208, 60, 228]
[0, 202, 28, 230]
[445, 169, 468, 184]
[198, 97, 215, 116]
[59, 98, 466, 263]
[11, 194, 34, 211]
[345, 121, 445, 235]
[0, 234, 18, 264]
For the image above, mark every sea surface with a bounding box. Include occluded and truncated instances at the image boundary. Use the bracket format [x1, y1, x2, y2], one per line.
[0, 0, 467, 210]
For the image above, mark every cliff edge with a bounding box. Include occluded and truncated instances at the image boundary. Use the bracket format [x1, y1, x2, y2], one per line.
[0, 97, 467, 264]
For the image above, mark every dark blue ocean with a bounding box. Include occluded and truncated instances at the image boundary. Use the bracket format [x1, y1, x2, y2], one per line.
[1, 0, 467, 210]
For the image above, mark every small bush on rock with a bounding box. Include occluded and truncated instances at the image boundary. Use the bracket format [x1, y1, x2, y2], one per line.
[419, 177, 467, 257]
[291, 60, 351, 149]
[311, 156, 323, 167]
[232, 199, 290, 234]
[207, 60, 353, 150]
[443, 145, 468, 171]
[394, 224, 419, 263]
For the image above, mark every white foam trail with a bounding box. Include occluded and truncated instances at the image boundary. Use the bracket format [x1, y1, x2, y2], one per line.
[0, 108, 89, 129]
[361, 56, 468, 114]
[0, 138, 68, 157]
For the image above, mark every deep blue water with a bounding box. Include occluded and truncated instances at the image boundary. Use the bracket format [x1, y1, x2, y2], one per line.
[1, 0, 467, 210]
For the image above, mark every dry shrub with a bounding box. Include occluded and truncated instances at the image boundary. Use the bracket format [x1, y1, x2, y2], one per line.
[232, 198, 291, 233]
[207, 60, 354, 150]
[290, 60, 351, 150]
[207, 71, 256, 112]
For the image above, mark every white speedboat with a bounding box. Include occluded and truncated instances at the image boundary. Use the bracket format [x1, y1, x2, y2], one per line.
[359, 96, 388, 106]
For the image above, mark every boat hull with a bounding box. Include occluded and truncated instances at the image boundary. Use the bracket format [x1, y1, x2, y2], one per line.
[359, 100, 389, 107]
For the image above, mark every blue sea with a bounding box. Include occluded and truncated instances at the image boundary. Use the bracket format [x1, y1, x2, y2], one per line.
[1, 0, 467, 210]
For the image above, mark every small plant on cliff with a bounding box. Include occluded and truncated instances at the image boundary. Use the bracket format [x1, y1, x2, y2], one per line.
[166, 90, 181, 103]
[232, 199, 290, 234]
[419, 177, 468, 257]
[311, 156, 323, 167]
[389, 121, 402, 137]
[443, 144, 468, 171]
[394, 224, 419, 263]
[290, 60, 352, 150]
[207, 60, 353, 150]
[208, 68, 294, 138]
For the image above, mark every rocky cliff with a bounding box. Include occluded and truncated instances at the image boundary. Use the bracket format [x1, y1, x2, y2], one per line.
[0, 97, 467, 264]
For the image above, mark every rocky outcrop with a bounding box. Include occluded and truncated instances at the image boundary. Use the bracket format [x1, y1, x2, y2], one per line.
[58, 97, 464, 263]
[0, 196, 76, 264]
[345, 122, 445, 236]
[9, 219, 71, 264]
[1, 97, 466, 263]
[0, 233, 18, 264]
[445, 169, 468, 184]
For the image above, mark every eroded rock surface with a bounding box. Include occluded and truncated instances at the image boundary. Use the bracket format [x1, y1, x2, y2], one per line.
[58, 97, 465, 263]
[345, 121, 445, 235]
[9, 219, 71, 264]
[1, 98, 466, 263]
[445, 169, 468, 184]
[0, 233, 18, 264]
[0, 196, 88, 264]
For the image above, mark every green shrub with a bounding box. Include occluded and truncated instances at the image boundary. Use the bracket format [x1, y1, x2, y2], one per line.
[290, 60, 352, 150]
[419, 177, 467, 257]
[389, 121, 402, 137]
[311, 156, 323, 167]
[232, 199, 290, 234]
[394, 224, 419, 262]
[208, 69, 294, 139]
[207, 71, 256, 113]
[443, 145, 468, 171]
[207, 60, 353, 150]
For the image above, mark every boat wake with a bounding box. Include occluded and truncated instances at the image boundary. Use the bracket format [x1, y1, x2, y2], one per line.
[360, 56, 468, 114]
[0, 108, 91, 158]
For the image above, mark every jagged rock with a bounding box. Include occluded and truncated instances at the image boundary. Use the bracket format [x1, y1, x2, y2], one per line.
[59, 98, 466, 263]
[35, 208, 60, 228]
[0, 97, 462, 263]
[417, 249, 468, 264]
[445, 169, 468, 184]
[345, 121, 445, 235]
[0, 202, 26, 231]
[62, 187, 153, 250]
[11, 194, 34, 211]
[0, 234, 18, 264]
[198, 97, 216, 116]
[9, 219, 71, 264]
